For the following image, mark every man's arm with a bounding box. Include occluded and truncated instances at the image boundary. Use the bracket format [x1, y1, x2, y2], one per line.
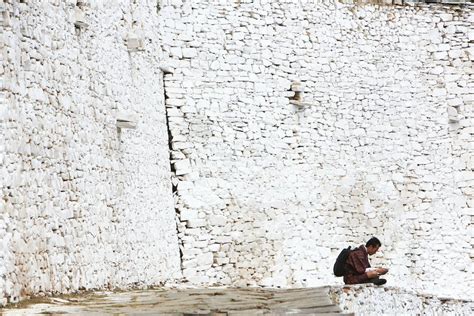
[347, 252, 370, 282]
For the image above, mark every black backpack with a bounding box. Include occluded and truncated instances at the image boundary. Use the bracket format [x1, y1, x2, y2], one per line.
[333, 246, 352, 277]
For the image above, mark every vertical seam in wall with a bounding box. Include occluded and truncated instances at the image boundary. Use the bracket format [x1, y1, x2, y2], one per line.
[162, 72, 184, 273]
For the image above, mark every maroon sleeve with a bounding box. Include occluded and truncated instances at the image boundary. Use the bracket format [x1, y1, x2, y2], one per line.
[347, 250, 370, 283]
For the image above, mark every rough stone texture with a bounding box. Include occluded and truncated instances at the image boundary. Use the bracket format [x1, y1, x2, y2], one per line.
[0, 287, 348, 315]
[1, 286, 472, 315]
[1, 0, 473, 308]
[330, 285, 474, 315]
[0, 0, 181, 305]
[162, 0, 473, 300]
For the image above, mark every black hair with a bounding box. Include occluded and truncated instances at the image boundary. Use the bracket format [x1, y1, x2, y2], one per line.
[366, 237, 381, 248]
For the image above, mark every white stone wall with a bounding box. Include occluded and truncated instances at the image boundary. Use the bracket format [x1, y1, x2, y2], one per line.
[1, 0, 473, 306]
[330, 285, 474, 315]
[0, 0, 181, 305]
[162, 0, 473, 299]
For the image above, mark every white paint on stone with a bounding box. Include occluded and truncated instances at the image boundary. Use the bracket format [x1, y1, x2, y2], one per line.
[330, 285, 474, 316]
[163, 0, 474, 301]
[1, 0, 181, 305]
[1, 0, 473, 308]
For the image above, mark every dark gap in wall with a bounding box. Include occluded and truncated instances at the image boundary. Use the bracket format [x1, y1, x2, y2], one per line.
[163, 86, 177, 191]
[162, 73, 184, 270]
[156, 0, 161, 13]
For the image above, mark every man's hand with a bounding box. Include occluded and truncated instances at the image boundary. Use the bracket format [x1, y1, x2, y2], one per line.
[376, 268, 389, 275]
[367, 268, 388, 278]
[366, 270, 379, 278]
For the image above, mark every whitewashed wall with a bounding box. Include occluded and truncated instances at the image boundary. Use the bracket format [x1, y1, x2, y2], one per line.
[1, 0, 472, 307]
[0, 0, 181, 305]
[330, 285, 474, 315]
[162, 0, 473, 299]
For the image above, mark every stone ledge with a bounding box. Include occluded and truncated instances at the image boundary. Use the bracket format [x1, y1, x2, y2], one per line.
[329, 284, 473, 315]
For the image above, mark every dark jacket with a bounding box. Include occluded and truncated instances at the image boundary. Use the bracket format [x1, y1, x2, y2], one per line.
[343, 245, 370, 284]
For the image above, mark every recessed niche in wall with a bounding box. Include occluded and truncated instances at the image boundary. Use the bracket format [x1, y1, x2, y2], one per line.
[74, 6, 88, 29]
[447, 106, 460, 123]
[116, 111, 138, 129]
[126, 32, 145, 52]
[291, 81, 304, 102]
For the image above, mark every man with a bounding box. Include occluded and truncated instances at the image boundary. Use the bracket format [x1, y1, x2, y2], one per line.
[343, 237, 389, 285]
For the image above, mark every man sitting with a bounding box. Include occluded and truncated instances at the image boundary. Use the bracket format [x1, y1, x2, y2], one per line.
[344, 237, 389, 286]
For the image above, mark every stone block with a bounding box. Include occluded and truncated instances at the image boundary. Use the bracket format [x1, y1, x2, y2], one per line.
[196, 252, 213, 266]
[182, 48, 197, 58]
[186, 219, 206, 228]
[174, 159, 191, 175]
[209, 215, 227, 226]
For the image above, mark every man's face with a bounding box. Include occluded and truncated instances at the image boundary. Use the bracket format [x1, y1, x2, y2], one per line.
[367, 245, 380, 256]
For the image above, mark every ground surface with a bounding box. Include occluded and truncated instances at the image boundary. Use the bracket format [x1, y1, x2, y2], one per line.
[0, 287, 354, 315]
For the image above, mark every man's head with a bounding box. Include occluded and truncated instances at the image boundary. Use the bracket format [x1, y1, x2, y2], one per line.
[365, 237, 382, 255]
